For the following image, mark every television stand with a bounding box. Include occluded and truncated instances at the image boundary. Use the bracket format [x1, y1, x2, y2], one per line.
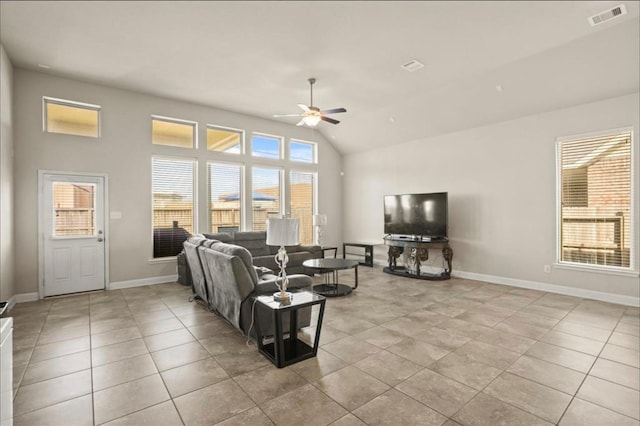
[383, 236, 453, 281]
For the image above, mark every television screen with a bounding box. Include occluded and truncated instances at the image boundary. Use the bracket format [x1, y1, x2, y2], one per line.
[384, 192, 448, 237]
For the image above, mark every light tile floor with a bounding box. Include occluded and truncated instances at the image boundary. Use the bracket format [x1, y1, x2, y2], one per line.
[7, 267, 640, 425]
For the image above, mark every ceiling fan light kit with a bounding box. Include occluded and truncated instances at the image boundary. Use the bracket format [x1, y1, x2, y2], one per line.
[274, 78, 346, 127]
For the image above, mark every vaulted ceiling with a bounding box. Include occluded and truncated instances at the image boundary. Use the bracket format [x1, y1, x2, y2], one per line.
[1, 1, 638, 154]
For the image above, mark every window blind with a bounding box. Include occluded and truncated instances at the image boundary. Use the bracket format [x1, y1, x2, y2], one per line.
[291, 171, 315, 244]
[208, 163, 242, 233]
[152, 157, 195, 258]
[558, 131, 632, 268]
[252, 167, 281, 231]
[52, 182, 96, 236]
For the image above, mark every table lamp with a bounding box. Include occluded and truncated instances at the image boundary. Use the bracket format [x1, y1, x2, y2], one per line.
[312, 214, 327, 247]
[266, 217, 300, 302]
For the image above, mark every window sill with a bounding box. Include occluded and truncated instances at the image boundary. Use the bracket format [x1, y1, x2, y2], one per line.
[148, 257, 177, 265]
[553, 262, 639, 278]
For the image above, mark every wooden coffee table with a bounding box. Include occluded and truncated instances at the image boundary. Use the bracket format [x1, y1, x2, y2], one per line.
[303, 258, 359, 297]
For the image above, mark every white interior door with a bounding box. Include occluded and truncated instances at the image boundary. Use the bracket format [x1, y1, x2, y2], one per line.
[42, 173, 106, 297]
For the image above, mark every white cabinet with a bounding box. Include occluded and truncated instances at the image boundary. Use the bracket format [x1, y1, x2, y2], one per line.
[0, 317, 12, 426]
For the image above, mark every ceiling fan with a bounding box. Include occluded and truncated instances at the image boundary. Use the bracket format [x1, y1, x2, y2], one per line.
[273, 78, 347, 127]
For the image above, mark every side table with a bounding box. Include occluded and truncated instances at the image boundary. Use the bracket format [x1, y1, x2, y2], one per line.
[254, 291, 326, 368]
[320, 246, 338, 258]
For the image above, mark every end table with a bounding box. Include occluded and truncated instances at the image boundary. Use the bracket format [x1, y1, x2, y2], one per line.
[254, 291, 326, 368]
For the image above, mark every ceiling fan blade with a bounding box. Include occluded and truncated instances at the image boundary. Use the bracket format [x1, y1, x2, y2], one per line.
[321, 116, 340, 125]
[272, 113, 303, 117]
[298, 103, 310, 112]
[321, 107, 347, 115]
[296, 119, 306, 126]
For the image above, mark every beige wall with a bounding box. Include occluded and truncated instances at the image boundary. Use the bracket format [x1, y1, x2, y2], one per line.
[0, 45, 14, 303]
[13, 69, 343, 295]
[343, 93, 639, 303]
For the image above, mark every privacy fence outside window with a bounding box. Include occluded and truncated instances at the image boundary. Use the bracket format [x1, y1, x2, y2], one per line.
[208, 163, 243, 233]
[152, 157, 195, 258]
[557, 130, 634, 270]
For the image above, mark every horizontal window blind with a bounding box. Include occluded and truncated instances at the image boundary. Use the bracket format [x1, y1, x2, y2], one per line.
[252, 167, 281, 231]
[291, 171, 315, 244]
[208, 163, 242, 233]
[558, 131, 632, 268]
[152, 157, 195, 258]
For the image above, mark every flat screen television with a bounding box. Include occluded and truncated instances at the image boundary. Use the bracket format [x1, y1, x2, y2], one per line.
[384, 192, 448, 238]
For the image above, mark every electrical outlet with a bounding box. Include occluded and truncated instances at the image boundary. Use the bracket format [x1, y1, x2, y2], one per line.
[544, 265, 551, 273]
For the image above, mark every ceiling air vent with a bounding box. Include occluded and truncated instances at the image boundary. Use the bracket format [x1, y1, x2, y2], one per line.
[589, 4, 627, 26]
[401, 59, 424, 72]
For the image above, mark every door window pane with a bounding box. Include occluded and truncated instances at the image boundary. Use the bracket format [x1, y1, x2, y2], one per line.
[209, 163, 242, 233]
[252, 167, 281, 231]
[291, 171, 315, 244]
[52, 182, 96, 236]
[252, 134, 281, 159]
[152, 157, 195, 258]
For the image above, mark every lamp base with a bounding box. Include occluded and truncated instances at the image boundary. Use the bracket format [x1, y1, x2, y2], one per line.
[273, 291, 292, 303]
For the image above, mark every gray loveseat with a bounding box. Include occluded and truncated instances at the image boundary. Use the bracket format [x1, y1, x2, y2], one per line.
[183, 235, 313, 337]
[203, 231, 322, 275]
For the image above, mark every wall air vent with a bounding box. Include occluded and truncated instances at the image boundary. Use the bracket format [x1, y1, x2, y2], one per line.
[589, 4, 627, 26]
[401, 59, 424, 72]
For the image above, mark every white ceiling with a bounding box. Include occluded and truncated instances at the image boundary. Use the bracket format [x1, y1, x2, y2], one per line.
[1, 1, 638, 154]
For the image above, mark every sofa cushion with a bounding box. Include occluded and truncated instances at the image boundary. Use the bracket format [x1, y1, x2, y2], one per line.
[233, 231, 271, 257]
[208, 242, 259, 284]
[202, 232, 234, 243]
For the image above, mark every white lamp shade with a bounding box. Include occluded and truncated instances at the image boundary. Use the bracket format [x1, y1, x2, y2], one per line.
[266, 218, 300, 246]
[312, 214, 327, 227]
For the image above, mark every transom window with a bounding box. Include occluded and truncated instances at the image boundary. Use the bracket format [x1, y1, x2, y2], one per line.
[207, 125, 243, 154]
[43, 97, 100, 138]
[152, 116, 196, 149]
[557, 129, 635, 271]
[252, 133, 282, 159]
[290, 139, 316, 163]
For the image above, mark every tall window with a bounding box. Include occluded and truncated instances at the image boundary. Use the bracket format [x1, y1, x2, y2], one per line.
[43, 97, 100, 138]
[208, 163, 243, 233]
[207, 125, 243, 154]
[557, 130, 634, 270]
[152, 116, 196, 149]
[152, 157, 195, 258]
[252, 167, 282, 231]
[291, 171, 316, 244]
[252, 133, 282, 159]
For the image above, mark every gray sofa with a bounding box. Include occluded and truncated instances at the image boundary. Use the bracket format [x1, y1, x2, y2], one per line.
[183, 235, 313, 337]
[203, 231, 322, 275]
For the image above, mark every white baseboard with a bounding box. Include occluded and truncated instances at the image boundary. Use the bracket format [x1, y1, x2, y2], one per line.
[109, 274, 178, 290]
[453, 270, 639, 307]
[373, 259, 639, 307]
[10, 292, 39, 306]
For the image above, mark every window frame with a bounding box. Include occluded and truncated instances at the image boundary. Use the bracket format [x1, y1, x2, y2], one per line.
[151, 115, 198, 149]
[43, 96, 102, 138]
[555, 127, 637, 276]
[206, 124, 244, 155]
[289, 139, 317, 164]
[150, 155, 198, 261]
